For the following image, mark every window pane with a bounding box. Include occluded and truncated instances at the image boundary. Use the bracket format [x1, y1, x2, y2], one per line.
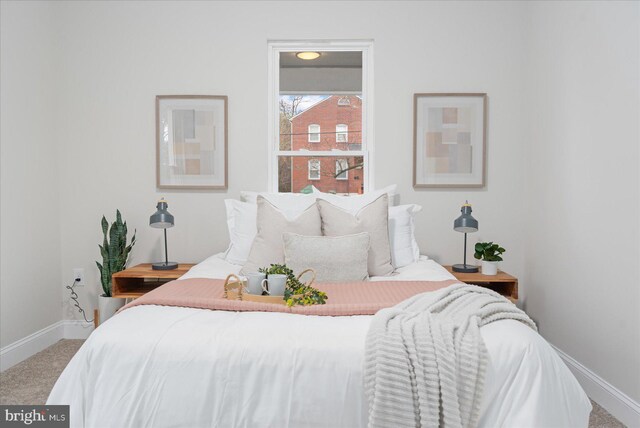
[279, 95, 362, 151]
[278, 155, 364, 194]
[336, 159, 348, 180]
[336, 124, 348, 142]
[308, 159, 321, 180]
[308, 124, 320, 143]
[275, 49, 368, 193]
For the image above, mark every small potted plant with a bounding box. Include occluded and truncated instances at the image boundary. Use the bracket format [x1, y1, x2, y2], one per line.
[474, 242, 505, 275]
[96, 210, 136, 324]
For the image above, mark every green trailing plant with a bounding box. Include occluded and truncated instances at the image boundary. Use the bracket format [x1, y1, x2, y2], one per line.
[474, 242, 506, 262]
[96, 210, 136, 297]
[259, 264, 328, 307]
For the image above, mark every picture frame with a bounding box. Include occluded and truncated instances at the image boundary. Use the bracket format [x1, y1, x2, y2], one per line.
[413, 93, 487, 188]
[156, 95, 228, 190]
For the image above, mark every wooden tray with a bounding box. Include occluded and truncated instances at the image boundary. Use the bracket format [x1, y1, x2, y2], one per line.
[223, 270, 315, 306]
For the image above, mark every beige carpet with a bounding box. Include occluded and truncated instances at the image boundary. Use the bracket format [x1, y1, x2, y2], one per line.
[0, 340, 627, 427]
[0, 339, 84, 405]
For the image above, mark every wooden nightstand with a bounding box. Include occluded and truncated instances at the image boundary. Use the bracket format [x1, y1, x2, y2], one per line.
[444, 266, 518, 303]
[111, 263, 196, 299]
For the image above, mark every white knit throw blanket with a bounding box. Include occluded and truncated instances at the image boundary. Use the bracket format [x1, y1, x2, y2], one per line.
[364, 283, 536, 428]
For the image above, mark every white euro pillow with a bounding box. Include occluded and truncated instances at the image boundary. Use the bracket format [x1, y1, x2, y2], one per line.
[388, 204, 422, 268]
[283, 232, 370, 283]
[223, 200, 257, 265]
[239, 190, 318, 218]
[312, 184, 397, 213]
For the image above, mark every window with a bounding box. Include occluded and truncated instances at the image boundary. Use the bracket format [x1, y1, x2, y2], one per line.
[308, 124, 320, 142]
[308, 159, 320, 180]
[336, 124, 348, 143]
[336, 159, 348, 180]
[269, 41, 373, 194]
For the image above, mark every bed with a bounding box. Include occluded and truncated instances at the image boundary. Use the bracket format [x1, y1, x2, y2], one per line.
[48, 253, 591, 427]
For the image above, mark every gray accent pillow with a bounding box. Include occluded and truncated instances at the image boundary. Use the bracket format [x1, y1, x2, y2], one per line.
[317, 194, 394, 277]
[241, 196, 321, 274]
[283, 232, 370, 283]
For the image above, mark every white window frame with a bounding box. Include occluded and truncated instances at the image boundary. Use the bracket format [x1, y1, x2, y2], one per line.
[267, 40, 374, 192]
[308, 124, 320, 143]
[336, 159, 348, 180]
[308, 159, 321, 180]
[336, 124, 348, 143]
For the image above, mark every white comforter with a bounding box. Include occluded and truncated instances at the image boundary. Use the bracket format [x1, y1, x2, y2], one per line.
[48, 254, 591, 427]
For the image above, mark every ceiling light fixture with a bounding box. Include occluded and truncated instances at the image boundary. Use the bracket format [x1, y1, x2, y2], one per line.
[296, 51, 320, 60]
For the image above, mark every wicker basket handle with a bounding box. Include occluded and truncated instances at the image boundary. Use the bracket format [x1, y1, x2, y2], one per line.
[296, 268, 316, 287]
[224, 273, 244, 300]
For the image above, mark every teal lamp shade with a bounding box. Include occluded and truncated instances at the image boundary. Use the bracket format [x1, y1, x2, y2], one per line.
[149, 199, 174, 229]
[452, 201, 479, 273]
[150, 198, 178, 270]
[453, 203, 478, 233]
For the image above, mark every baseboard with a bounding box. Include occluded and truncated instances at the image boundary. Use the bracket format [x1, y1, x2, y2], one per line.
[0, 320, 94, 372]
[0, 321, 64, 372]
[552, 345, 640, 427]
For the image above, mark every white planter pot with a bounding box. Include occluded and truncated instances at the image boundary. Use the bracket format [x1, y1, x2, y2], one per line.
[99, 295, 125, 325]
[481, 261, 499, 276]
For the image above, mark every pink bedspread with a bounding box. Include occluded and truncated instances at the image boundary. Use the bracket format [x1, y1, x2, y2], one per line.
[120, 278, 460, 316]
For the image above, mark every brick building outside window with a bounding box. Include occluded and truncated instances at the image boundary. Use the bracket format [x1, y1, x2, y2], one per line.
[288, 95, 363, 194]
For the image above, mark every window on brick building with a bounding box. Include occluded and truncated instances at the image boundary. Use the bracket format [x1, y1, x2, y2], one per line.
[336, 159, 348, 180]
[269, 41, 373, 194]
[308, 159, 321, 180]
[336, 124, 348, 143]
[308, 124, 320, 143]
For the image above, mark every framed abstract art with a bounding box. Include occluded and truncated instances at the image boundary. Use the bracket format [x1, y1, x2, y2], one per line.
[413, 93, 487, 188]
[156, 95, 228, 189]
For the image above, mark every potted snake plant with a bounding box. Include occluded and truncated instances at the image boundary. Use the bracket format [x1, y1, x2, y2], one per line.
[474, 242, 505, 275]
[96, 210, 136, 324]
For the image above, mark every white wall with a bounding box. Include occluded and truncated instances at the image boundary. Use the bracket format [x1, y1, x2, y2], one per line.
[0, 1, 62, 348]
[525, 1, 640, 403]
[53, 0, 530, 323]
[1, 0, 638, 408]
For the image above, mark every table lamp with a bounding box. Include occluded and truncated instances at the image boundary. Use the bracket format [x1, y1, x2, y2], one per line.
[452, 201, 479, 273]
[149, 198, 178, 270]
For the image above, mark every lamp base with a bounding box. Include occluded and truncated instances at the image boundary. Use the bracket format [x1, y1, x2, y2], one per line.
[452, 263, 479, 273]
[152, 262, 178, 270]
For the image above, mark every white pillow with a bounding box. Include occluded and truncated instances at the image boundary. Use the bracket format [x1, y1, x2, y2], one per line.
[240, 189, 318, 203]
[312, 184, 398, 213]
[223, 200, 258, 265]
[283, 232, 370, 283]
[388, 204, 422, 268]
[240, 190, 318, 219]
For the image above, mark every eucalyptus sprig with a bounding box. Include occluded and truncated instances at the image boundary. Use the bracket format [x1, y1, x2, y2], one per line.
[259, 264, 328, 307]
